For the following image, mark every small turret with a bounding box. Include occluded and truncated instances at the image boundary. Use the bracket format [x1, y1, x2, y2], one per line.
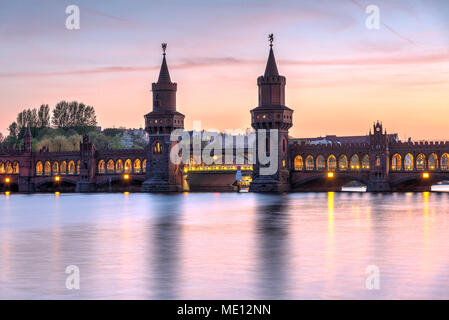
[24, 124, 32, 153]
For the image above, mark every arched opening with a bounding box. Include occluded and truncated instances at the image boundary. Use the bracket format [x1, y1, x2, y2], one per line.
[294, 155, 303, 171]
[44, 161, 51, 176]
[98, 160, 106, 174]
[76, 160, 80, 175]
[350, 154, 360, 170]
[441, 153, 449, 171]
[391, 154, 402, 171]
[5, 161, 13, 174]
[133, 159, 142, 174]
[116, 159, 124, 173]
[327, 155, 337, 171]
[428, 153, 438, 170]
[316, 155, 326, 170]
[0, 162, 4, 174]
[36, 161, 43, 176]
[68, 161, 76, 175]
[13, 161, 19, 174]
[375, 156, 381, 167]
[362, 155, 370, 170]
[416, 154, 426, 171]
[52, 162, 59, 175]
[107, 160, 115, 174]
[124, 159, 132, 173]
[338, 155, 348, 171]
[153, 141, 163, 155]
[404, 153, 414, 171]
[305, 155, 314, 171]
[142, 159, 147, 173]
[282, 137, 287, 154]
[60, 161, 67, 175]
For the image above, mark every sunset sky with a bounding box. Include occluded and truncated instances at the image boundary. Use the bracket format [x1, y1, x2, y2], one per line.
[1, 0, 448, 140]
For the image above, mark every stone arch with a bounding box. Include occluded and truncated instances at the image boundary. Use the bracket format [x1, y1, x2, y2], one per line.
[4, 161, 12, 174]
[107, 159, 115, 173]
[391, 154, 402, 171]
[428, 153, 438, 170]
[327, 155, 337, 171]
[124, 159, 132, 173]
[152, 141, 163, 155]
[52, 162, 59, 175]
[416, 154, 426, 171]
[13, 161, 19, 174]
[294, 155, 303, 171]
[116, 159, 124, 173]
[36, 161, 43, 176]
[98, 160, 106, 174]
[0, 161, 4, 174]
[76, 160, 80, 175]
[133, 158, 142, 174]
[316, 155, 326, 170]
[350, 154, 360, 170]
[305, 155, 314, 171]
[362, 154, 370, 170]
[404, 153, 414, 171]
[68, 160, 76, 175]
[441, 153, 449, 171]
[142, 159, 147, 173]
[44, 161, 51, 176]
[338, 155, 348, 171]
[60, 161, 67, 175]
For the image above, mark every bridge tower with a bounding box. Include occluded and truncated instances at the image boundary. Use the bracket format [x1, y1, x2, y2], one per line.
[249, 35, 293, 193]
[76, 135, 97, 192]
[18, 125, 34, 192]
[366, 121, 391, 192]
[142, 44, 185, 192]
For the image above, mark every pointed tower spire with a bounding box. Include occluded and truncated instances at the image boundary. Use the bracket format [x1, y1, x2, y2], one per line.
[264, 34, 279, 77]
[24, 123, 32, 138]
[157, 43, 172, 84]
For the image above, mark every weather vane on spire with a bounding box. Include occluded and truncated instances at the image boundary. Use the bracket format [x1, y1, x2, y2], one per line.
[162, 43, 167, 56]
[268, 34, 274, 47]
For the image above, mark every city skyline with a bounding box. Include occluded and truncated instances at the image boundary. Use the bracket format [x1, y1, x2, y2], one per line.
[1, 0, 448, 140]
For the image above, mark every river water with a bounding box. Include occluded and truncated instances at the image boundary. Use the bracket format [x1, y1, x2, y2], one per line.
[1, 191, 449, 299]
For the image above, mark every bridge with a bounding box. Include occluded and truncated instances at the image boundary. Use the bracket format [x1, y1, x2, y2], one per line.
[1, 38, 448, 193]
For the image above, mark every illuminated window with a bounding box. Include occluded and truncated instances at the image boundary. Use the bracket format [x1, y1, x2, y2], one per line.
[52, 162, 59, 175]
[5, 161, 12, 174]
[153, 141, 163, 154]
[305, 155, 314, 171]
[60, 161, 67, 175]
[142, 159, 147, 173]
[316, 155, 326, 170]
[98, 160, 106, 174]
[133, 159, 141, 174]
[362, 155, 370, 170]
[107, 160, 115, 173]
[0, 162, 4, 174]
[124, 159, 132, 173]
[294, 155, 303, 171]
[116, 159, 124, 173]
[76, 160, 80, 175]
[339, 155, 348, 171]
[36, 161, 43, 176]
[44, 161, 51, 176]
[327, 155, 337, 171]
[416, 154, 425, 171]
[404, 154, 414, 171]
[350, 154, 360, 170]
[391, 154, 402, 171]
[428, 153, 438, 170]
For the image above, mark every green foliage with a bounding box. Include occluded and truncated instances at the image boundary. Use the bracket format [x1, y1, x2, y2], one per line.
[52, 101, 97, 128]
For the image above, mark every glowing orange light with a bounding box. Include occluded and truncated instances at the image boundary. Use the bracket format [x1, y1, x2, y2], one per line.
[423, 172, 430, 179]
[5, 191, 10, 197]
[327, 172, 334, 179]
[124, 192, 130, 196]
[54, 176, 60, 182]
[4, 178, 10, 183]
[183, 167, 188, 173]
[123, 174, 130, 180]
[55, 192, 60, 197]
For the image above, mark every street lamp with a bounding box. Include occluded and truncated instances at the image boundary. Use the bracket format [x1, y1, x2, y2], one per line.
[4, 177, 10, 184]
[422, 172, 430, 179]
[327, 172, 335, 179]
[123, 174, 130, 180]
[54, 176, 61, 182]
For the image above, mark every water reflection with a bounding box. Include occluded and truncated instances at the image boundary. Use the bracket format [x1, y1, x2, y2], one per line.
[255, 195, 290, 299]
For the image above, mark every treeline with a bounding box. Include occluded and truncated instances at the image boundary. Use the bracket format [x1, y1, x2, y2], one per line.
[1, 101, 147, 151]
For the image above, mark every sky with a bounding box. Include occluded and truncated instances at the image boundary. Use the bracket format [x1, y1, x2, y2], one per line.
[0, 0, 448, 140]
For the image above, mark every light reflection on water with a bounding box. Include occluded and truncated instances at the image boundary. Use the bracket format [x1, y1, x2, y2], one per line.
[1, 192, 449, 299]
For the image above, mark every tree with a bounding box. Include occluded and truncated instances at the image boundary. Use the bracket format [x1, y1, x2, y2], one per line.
[37, 104, 50, 127]
[8, 122, 18, 138]
[52, 101, 97, 128]
[16, 109, 38, 131]
[0, 132, 4, 144]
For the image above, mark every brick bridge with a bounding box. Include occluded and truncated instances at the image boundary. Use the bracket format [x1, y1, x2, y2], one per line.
[1, 39, 448, 193]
